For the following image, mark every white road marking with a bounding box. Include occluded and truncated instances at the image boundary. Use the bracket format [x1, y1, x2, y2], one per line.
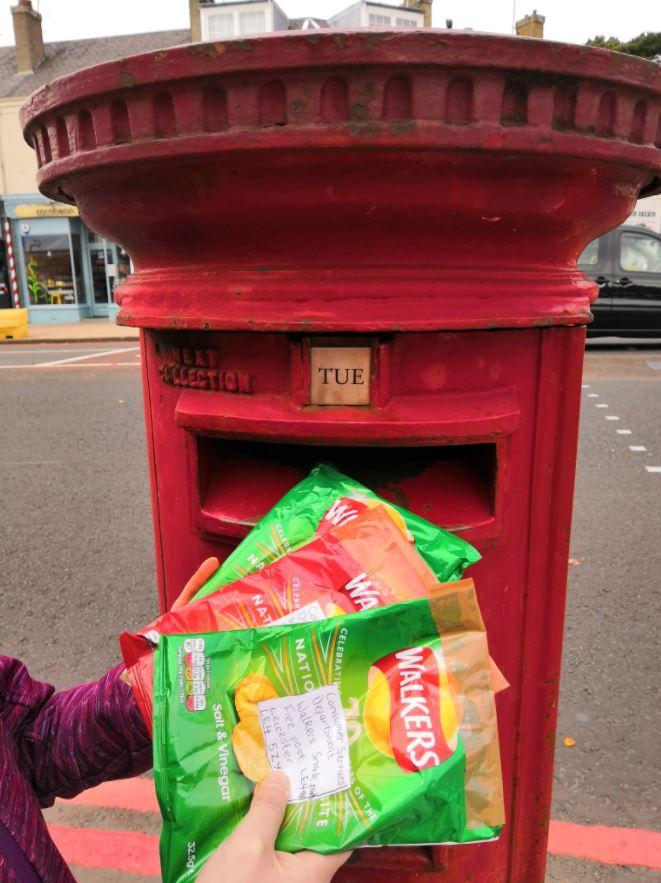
[0, 347, 101, 354]
[588, 393, 599, 398]
[646, 466, 661, 473]
[605, 415, 620, 421]
[629, 446, 647, 452]
[582, 384, 590, 388]
[37, 347, 139, 367]
[0, 362, 142, 371]
[646, 361, 661, 370]
[617, 429, 633, 435]
[596, 403, 609, 408]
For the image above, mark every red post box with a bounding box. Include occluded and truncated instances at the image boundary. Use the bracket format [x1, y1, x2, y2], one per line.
[22, 31, 660, 881]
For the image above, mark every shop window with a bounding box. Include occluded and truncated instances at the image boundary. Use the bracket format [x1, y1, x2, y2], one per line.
[71, 233, 84, 300]
[22, 233, 80, 305]
[89, 244, 109, 305]
[114, 246, 131, 290]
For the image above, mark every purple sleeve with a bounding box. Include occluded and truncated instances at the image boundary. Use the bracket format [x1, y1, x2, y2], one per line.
[0, 656, 151, 807]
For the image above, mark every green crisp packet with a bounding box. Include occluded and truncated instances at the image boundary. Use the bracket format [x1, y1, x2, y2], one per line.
[154, 583, 504, 882]
[194, 463, 480, 600]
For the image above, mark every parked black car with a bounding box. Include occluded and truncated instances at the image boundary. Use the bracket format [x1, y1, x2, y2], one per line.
[579, 225, 661, 337]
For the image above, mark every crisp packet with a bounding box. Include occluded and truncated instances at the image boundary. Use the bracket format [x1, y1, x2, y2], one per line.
[153, 581, 505, 882]
[122, 504, 447, 729]
[192, 463, 481, 600]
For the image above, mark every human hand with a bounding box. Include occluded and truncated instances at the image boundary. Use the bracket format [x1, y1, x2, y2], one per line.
[197, 771, 351, 883]
[171, 557, 220, 611]
[119, 557, 221, 689]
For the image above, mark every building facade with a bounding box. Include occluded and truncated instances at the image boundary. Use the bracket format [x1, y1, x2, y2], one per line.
[0, 1, 188, 322]
[197, 0, 427, 39]
[328, 2, 423, 30]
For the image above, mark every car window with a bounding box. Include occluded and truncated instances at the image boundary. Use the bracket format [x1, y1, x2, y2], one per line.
[619, 233, 661, 274]
[578, 238, 600, 266]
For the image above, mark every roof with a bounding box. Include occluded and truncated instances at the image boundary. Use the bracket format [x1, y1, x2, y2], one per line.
[287, 17, 329, 29]
[0, 29, 190, 100]
[361, 2, 423, 12]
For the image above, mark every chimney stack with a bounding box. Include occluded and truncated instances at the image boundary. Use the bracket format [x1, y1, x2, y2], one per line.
[402, 0, 432, 28]
[189, 0, 201, 42]
[515, 9, 545, 39]
[11, 0, 44, 73]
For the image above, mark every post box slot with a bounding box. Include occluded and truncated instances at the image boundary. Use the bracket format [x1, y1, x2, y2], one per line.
[194, 436, 497, 539]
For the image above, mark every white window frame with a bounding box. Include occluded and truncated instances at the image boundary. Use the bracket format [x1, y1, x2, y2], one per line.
[238, 9, 267, 34]
[368, 12, 392, 26]
[395, 16, 418, 27]
[206, 11, 235, 39]
[201, 3, 273, 40]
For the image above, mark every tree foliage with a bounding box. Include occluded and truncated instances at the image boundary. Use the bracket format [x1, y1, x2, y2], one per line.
[586, 32, 661, 60]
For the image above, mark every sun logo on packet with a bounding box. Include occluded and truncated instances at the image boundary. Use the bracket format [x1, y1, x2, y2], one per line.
[179, 637, 208, 712]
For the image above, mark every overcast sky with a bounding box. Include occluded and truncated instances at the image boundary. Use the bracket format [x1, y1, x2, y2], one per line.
[0, 0, 658, 47]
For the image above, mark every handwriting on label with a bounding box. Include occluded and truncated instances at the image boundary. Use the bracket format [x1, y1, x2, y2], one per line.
[258, 685, 352, 803]
[310, 346, 371, 406]
[158, 346, 252, 393]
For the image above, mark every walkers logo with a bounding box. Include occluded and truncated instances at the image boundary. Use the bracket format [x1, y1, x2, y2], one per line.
[319, 496, 410, 539]
[180, 637, 208, 712]
[364, 644, 459, 772]
[342, 571, 385, 610]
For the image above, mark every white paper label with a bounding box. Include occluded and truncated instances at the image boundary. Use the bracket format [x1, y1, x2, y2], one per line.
[272, 601, 326, 626]
[258, 684, 351, 803]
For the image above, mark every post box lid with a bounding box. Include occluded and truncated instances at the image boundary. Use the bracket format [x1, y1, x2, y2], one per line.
[20, 31, 661, 332]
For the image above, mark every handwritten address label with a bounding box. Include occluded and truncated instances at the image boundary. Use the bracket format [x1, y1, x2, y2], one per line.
[258, 684, 351, 803]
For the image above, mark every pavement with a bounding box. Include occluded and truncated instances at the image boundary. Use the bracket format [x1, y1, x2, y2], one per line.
[2, 317, 139, 343]
[0, 339, 659, 881]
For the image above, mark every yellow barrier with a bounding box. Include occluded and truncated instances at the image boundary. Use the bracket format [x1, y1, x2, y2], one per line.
[0, 308, 29, 340]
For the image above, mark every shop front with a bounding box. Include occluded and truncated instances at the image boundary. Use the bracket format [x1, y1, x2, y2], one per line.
[2, 194, 130, 323]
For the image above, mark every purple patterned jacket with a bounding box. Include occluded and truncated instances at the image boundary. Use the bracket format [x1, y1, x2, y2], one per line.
[0, 656, 151, 882]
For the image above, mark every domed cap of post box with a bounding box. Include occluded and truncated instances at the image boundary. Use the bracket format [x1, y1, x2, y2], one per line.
[20, 30, 661, 332]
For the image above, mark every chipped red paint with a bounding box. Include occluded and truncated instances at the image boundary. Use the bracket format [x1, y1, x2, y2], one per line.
[22, 30, 661, 883]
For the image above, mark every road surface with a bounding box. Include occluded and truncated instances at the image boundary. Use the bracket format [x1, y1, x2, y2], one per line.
[0, 340, 659, 881]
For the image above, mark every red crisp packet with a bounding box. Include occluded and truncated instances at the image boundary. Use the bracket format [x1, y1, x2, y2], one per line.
[121, 503, 440, 731]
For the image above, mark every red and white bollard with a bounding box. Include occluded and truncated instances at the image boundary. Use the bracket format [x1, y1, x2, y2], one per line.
[3, 218, 21, 308]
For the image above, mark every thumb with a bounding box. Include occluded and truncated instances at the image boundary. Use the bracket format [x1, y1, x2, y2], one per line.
[171, 557, 219, 611]
[244, 771, 291, 847]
